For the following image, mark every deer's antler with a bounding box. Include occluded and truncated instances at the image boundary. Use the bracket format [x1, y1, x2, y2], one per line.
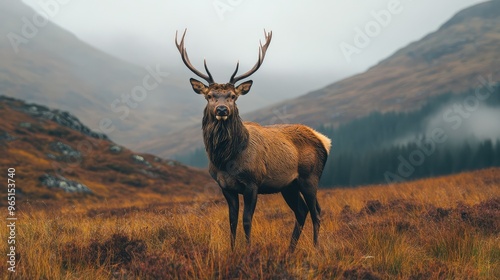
[229, 30, 272, 85]
[175, 29, 215, 85]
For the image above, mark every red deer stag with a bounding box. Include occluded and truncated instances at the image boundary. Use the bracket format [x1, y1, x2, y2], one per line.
[175, 29, 331, 252]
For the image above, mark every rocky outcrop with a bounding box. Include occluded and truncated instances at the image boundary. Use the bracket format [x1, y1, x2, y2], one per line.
[0, 96, 108, 140]
[49, 141, 82, 162]
[39, 174, 92, 193]
[132, 155, 152, 167]
[27, 105, 108, 140]
[109, 145, 122, 154]
[0, 130, 16, 142]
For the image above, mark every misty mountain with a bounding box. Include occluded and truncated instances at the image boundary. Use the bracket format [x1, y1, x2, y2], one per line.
[0, 1, 208, 147]
[1, 1, 335, 152]
[145, 0, 500, 158]
[248, 0, 500, 127]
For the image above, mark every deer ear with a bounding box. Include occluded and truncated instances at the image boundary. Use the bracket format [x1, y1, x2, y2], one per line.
[190, 78, 208, 95]
[235, 80, 253, 95]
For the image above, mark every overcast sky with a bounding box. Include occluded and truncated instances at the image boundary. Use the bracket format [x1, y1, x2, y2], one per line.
[21, 0, 487, 105]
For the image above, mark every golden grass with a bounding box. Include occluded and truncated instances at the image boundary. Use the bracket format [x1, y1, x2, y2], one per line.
[8, 148, 51, 168]
[1, 168, 499, 279]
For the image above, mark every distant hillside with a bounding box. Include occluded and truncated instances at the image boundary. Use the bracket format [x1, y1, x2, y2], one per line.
[0, 1, 206, 148]
[249, 0, 500, 126]
[0, 96, 212, 204]
[145, 0, 500, 157]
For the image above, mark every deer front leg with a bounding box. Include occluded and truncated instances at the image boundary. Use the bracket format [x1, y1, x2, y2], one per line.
[222, 189, 239, 250]
[243, 186, 258, 246]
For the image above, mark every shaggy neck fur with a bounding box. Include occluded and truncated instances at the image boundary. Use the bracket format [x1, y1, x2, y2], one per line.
[202, 106, 249, 170]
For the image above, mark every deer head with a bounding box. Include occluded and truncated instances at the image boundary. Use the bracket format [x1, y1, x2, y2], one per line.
[175, 29, 272, 121]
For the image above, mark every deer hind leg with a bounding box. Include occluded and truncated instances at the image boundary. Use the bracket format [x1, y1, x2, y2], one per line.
[281, 183, 309, 252]
[298, 177, 321, 247]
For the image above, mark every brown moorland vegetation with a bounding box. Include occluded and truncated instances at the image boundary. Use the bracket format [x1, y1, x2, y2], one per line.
[0, 95, 212, 205]
[1, 168, 499, 279]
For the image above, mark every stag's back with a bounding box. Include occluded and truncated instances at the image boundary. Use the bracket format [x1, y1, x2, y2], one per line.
[242, 122, 331, 188]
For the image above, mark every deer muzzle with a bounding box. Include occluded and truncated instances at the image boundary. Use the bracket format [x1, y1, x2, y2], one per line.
[215, 106, 229, 121]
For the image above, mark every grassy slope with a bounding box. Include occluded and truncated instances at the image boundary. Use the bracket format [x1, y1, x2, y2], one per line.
[1, 168, 499, 279]
[0, 96, 212, 205]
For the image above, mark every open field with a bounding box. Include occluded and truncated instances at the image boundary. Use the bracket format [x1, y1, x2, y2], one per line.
[1, 168, 499, 279]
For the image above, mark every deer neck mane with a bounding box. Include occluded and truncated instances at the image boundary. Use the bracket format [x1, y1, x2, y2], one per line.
[202, 106, 249, 170]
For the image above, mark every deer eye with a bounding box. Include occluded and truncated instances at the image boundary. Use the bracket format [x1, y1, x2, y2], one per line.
[207, 95, 213, 100]
[231, 95, 236, 100]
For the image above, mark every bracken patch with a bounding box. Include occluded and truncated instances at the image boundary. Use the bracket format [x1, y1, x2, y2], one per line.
[457, 198, 500, 234]
[426, 206, 451, 222]
[408, 260, 449, 280]
[361, 200, 385, 215]
[62, 233, 147, 269]
[342, 266, 381, 280]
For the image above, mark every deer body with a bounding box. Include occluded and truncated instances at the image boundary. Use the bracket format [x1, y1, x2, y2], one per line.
[206, 121, 330, 194]
[175, 30, 331, 251]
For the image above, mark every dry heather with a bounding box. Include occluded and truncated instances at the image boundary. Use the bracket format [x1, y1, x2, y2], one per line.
[1, 168, 499, 279]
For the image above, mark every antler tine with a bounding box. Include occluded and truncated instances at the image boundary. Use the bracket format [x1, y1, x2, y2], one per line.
[175, 29, 214, 85]
[203, 59, 214, 83]
[229, 29, 272, 85]
[229, 61, 239, 85]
